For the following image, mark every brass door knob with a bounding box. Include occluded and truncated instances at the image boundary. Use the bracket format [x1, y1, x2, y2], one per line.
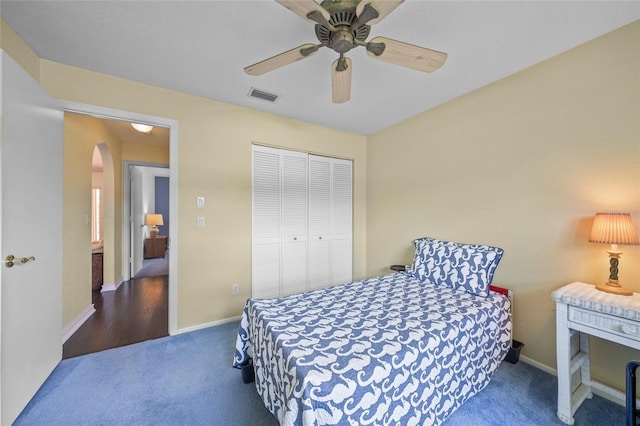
[4, 255, 36, 268]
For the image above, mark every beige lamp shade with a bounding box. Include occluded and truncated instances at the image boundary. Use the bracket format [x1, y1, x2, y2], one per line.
[145, 214, 164, 237]
[589, 213, 638, 296]
[145, 214, 164, 226]
[589, 213, 639, 246]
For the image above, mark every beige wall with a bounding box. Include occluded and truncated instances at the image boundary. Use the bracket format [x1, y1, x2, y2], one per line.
[367, 21, 640, 391]
[122, 142, 169, 164]
[0, 20, 39, 82]
[63, 113, 126, 326]
[37, 60, 367, 330]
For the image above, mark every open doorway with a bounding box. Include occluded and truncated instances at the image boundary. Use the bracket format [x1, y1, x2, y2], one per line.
[128, 163, 170, 279]
[62, 112, 173, 358]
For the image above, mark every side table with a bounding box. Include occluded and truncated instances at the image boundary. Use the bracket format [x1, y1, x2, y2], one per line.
[144, 236, 168, 259]
[552, 281, 640, 424]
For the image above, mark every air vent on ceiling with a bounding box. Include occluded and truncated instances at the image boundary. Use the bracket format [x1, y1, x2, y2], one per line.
[248, 87, 279, 103]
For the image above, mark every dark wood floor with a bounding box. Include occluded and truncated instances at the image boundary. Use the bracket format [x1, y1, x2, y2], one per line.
[63, 275, 169, 359]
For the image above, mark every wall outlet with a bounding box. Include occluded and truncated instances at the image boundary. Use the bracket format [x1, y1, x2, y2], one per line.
[232, 284, 239, 295]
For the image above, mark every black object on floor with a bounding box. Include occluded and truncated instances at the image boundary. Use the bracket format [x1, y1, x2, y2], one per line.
[506, 340, 524, 364]
[242, 360, 255, 384]
[626, 360, 640, 426]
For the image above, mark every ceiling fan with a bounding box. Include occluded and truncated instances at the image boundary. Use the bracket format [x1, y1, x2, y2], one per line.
[244, 0, 447, 103]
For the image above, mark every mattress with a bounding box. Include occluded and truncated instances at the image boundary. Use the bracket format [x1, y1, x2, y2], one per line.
[234, 272, 511, 425]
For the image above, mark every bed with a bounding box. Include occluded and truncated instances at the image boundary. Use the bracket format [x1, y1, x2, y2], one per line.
[234, 237, 512, 425]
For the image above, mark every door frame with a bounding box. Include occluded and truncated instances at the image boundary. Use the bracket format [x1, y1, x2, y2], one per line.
[63, 101, 179, 335]
[126, 162, 170, 278]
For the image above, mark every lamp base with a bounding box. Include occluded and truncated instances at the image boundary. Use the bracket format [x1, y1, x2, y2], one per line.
[149, 226, 159, 238]
[596, 280, 633, 296]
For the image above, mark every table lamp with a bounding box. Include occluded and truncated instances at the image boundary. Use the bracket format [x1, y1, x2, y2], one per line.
[145, 214, 164, 238]
[589, 212, 639, 296]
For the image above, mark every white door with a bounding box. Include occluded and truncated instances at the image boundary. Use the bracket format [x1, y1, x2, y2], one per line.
[0, 52, 63, 425]
[280, 150, 307, 296]
[130, 165, 145, 275]
[252, 146, 282, 299]
[307, 155, 331, 291]
[331, 159, 353, 285]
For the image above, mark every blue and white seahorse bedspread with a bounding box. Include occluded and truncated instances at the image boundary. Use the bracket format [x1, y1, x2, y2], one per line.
[233, 272, 511, 425]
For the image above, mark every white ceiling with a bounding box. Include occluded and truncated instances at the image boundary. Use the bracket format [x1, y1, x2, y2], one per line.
[3, 1, 639, 136]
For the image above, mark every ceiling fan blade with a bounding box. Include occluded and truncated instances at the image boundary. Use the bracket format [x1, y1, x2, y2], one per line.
[366, 36, 447, 73]
[244, 44, 319, 76]
[332, 57, 352, 104]
[356, 0, 404, 26]
[275, 0, 332, 26]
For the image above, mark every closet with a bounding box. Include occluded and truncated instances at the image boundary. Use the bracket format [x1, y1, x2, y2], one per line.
[252, 145, 353, 299]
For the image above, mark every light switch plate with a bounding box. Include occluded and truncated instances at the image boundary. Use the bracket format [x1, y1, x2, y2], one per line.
[196, 216, 205, 228]
[197, 197, 205, 208]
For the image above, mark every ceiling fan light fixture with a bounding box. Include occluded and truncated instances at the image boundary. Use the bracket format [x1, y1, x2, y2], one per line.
[331, 29, 355, 53]
[131, 123, 153, 133]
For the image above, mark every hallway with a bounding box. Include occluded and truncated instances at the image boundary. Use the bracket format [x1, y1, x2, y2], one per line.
[63, 273, 168, 359]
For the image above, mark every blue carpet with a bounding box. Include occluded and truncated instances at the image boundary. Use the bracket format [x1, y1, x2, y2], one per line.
[16, 321, 624, 425]
[16, 322, 276, 426]
[443, 360, 624, 425]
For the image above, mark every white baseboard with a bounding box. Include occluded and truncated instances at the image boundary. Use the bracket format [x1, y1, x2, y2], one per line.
[174, 315, 242, 336]
[520, 354, 557, 376]
[62, 305, 96, 343]
[519, 355, 630, 407]
[101, 278, 124, 292]
[590, 379, 628, 407]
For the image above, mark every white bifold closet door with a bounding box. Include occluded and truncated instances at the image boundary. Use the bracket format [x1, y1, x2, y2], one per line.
[252, 146, 352, 299]
[307, 156, 332, 291]
[280, 151, 308, 296]
[251, 147, 282, 299]
[308, 155, 353, 290]
[329, 158, 353, 285]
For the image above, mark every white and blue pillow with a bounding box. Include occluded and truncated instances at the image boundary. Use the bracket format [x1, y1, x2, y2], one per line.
[409, 237, 504, 297]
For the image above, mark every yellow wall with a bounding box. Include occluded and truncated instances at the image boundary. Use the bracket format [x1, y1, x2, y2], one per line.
[0, 20, 39, 82]
[37, 60, 367, 330]
[63, 113, 125, 326]
[367, 21, 640, 391]
[122, 142, 169, 164]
